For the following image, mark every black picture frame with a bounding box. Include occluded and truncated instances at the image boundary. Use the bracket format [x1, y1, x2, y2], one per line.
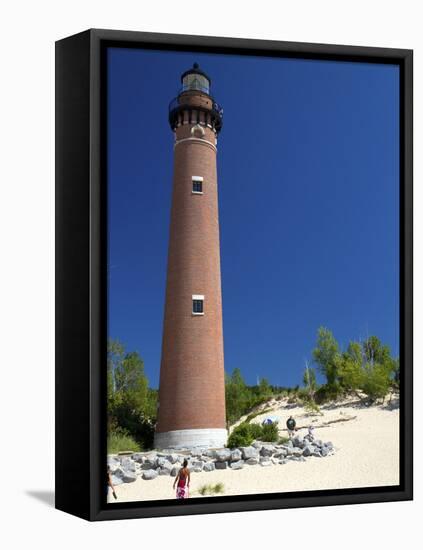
[55, 28, 413, 521]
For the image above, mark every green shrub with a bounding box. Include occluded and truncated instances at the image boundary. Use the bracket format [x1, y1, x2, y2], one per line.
[198, 483, 225, 496]
[278, 436, 290, 445]
[227, 423, 254, 448]
[227, 421, 279, 448]
[108, 428, 141, 454]
[261, 422, 279, 442]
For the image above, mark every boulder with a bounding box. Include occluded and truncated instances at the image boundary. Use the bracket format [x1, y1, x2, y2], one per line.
[259, 458, 272, 467]
[302, 446, 313, 457]
[142, 460, 157, 470]
[245, 458, 259, 465]
[131, 453, 144, 463]
[292, 447, 303, 457]
[325, 441, 334, 450]
[321, 447, 329, 457]
[111, 475, 123, 485]
[203, 449, 216, 458]
[260, 445, 276, 457]
[191, 460, 204, 473]
[278, 459, 288, 465]
[312, 450, 322, 457]
[252, 441, 262, 449]
[203, 462, 215, 472]
[121, 470, 137, 483]
[121, 458, 136, 472]
[230, 460, 245, 470]
[292, 435, 304, 448]
[215, 449, 231, 462]
[230, 449, 243, 462]
[156, 457, 169, 468]
[314, 439, 323, 448]
[240, 446, 259, 460]
[170, 467, 179, 477]
[158, 467, 171, 475]
[273, 450, 287, 459]
[215, 461, 228, 470]
[166, 454, 179, 464]
[108, 456, 120, 466]
[142, 469, 158, 480]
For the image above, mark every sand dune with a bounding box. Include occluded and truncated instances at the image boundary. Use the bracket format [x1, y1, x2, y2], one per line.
[109, 396, 400, 503]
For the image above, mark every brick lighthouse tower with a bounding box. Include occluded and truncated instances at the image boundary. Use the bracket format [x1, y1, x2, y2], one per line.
[154, 64, 227, 449]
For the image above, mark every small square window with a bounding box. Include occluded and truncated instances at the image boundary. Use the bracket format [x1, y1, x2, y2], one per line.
[192, 298, 204, 314]
[192, 180, 203, 193]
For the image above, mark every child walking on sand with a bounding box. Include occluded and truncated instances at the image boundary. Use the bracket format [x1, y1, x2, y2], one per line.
[173, 459, 190, 499]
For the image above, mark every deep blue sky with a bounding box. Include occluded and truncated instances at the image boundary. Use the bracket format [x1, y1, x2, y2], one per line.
[107, 47, 399, 389]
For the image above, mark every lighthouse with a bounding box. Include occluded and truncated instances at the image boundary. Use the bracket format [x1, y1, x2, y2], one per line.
[154, 64, 227, 449]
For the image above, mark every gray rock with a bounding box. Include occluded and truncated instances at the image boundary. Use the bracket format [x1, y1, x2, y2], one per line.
[142, 469, 158, 480]
[203, 462, 215, 472]
[131, 453, 144, 463]
[191, 460, 204, 472]
[273, 450, 287, 459]
[158, 467, 171, 475]
[240, 446, 259, 460]
[259, 458, 272, 467]
[313, 450, 322, 457]
[321, 447, 329, 457]
[260, 445, 276, 457]
[215, 449, 231, 462]
[111, 475, 123, 485]
[252, 441, 262, 449]
[292, 447, 303, 456]
[166, 454, 179, 464]
[325, 441, 334, 450]
[314, 439, 323, 448]
[245, 458, 259, 465]
[271, 457, 279, 464]
[303, 446, 313, 457]
[230, 449, 243, 462]
[215, 461, 228, 470]
[287, 439, 294, 448]
[230, 460, 245, 470]
[121, 469, 137, 483]
[278, 459, 288, 465]
[141, 460, 156, 470]
[170, 466, 179, 477]
[121, 458, 136, 472]
[292, 435, 304, 448]
[203, 449, 216, 458]
[190, 449, 204, 458]
[156, 456, 169, 468]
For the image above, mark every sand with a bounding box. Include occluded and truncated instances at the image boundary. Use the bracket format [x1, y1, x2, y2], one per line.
[109, 396, 400, 503]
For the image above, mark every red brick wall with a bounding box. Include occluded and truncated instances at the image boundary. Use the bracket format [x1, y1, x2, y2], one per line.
[156, 114, 226, 434]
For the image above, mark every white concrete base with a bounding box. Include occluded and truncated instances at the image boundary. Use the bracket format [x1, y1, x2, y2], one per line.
[154, 428, 228, 450]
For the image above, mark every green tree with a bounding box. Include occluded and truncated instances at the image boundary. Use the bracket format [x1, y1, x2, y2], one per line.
[312, 327, 341, 389]
[225, 368, 250, 424]
[107, 339, 157, 450]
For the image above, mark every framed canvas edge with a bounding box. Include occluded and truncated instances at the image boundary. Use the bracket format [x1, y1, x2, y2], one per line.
[55, 28, 413, 522]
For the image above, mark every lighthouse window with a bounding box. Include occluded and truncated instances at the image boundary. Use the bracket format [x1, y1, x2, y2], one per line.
[192, 176, 203, 194]
[193, 181, 202, 193]
[192, 295, 204, 315]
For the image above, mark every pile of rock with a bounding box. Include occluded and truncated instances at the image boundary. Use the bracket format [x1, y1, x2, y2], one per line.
[108, 435, 335, 485]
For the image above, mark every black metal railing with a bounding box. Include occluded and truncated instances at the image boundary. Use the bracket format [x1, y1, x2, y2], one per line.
[168, 95, 223, 132]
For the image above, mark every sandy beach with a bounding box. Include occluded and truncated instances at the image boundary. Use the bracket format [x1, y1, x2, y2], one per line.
[109, 396, 400, 503]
